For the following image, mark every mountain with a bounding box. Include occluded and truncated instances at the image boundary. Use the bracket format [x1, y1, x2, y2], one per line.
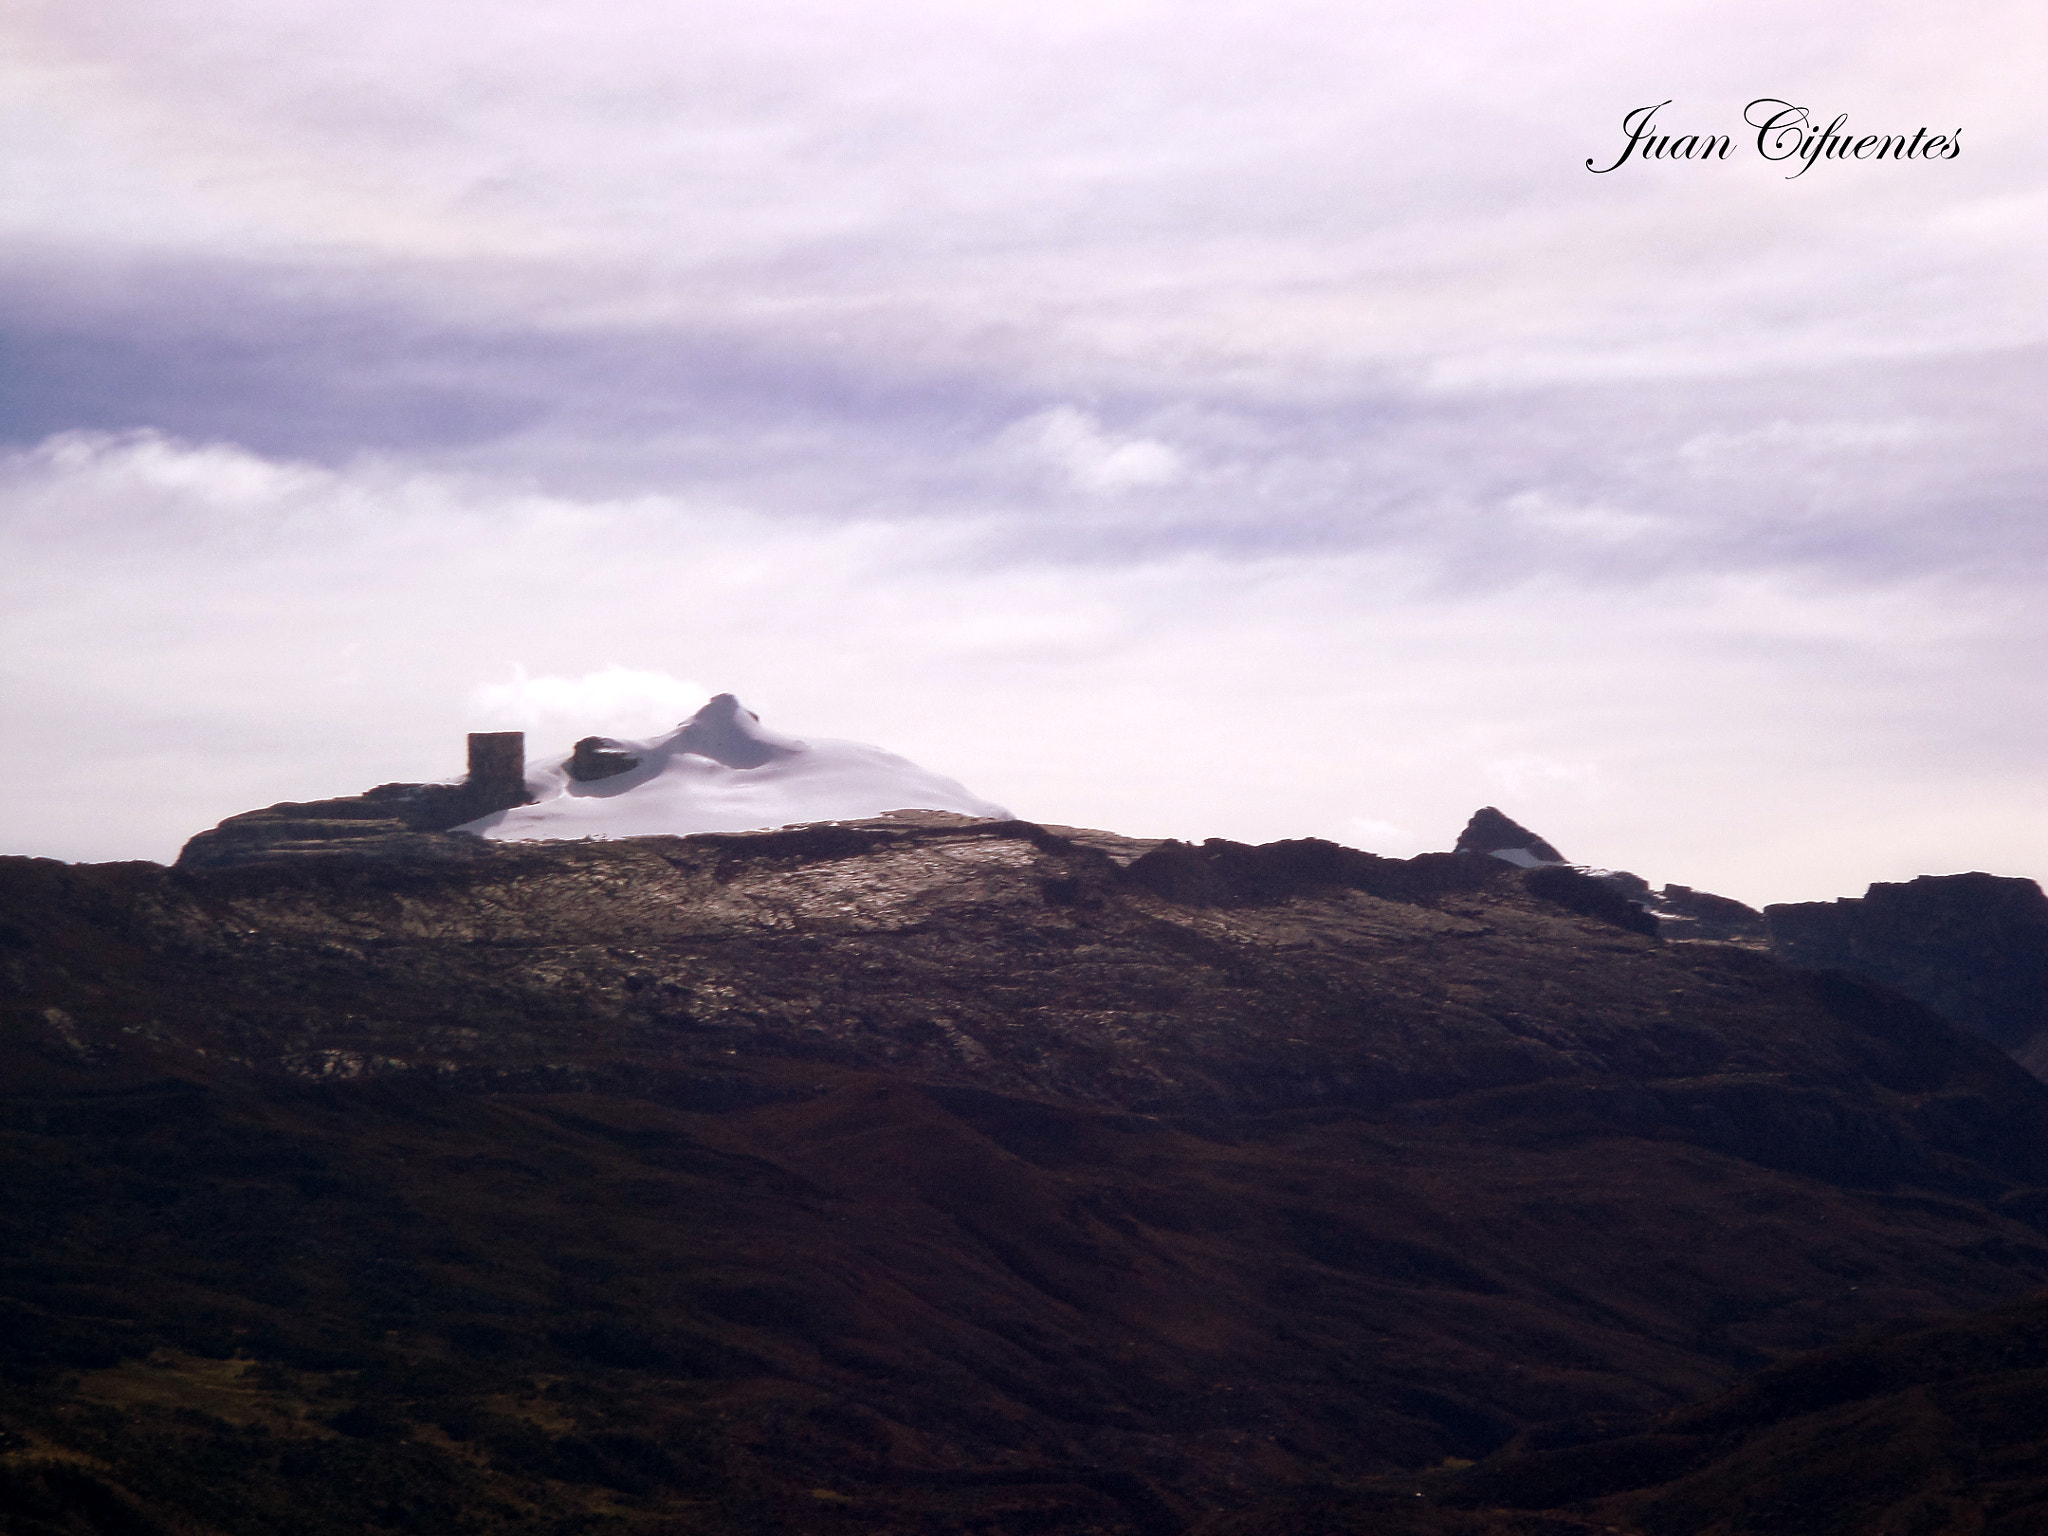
[1768, 874, 2048, 1081]
[10, 810, 2048, 1533]
[1433, 819, 2048, 1075]
[1443, 815, 2048, 1068]
[1453, 806, 1764, 946]
[176, 694, 1007, 870]
[1452, 806, 1568, 867]
[464, 693, 1010, 843]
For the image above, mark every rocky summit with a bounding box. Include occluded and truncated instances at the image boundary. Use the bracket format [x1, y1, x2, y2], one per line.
[7, 812, 2048, 1533]
[1451, 806, 1568, 866]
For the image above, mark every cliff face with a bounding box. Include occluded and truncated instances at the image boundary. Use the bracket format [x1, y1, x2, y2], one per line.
[1768, 873, 2048, 1076]
[7, 821, 2048, 1533]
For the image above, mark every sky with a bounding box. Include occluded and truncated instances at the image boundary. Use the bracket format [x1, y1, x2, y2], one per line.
[2, 0, 2043, 906]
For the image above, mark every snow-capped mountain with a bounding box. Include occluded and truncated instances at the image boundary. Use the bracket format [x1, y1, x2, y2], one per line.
[458, 693, 1009, 842]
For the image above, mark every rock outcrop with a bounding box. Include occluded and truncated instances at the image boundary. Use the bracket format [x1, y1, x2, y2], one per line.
[1592, 870, 1768, 946]
[1448, 808, 1766, 944]
[175, 732, 535, 870]
[1655, 881, 1769, 945]
[566, 735, 642, 782]
[1768, 873, 2048, 1075]
[1453, 805, 1567, 865]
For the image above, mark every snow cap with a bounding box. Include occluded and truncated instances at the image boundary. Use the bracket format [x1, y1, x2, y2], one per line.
[661, 692, 803, 769]
[458, 692, 1008, 842]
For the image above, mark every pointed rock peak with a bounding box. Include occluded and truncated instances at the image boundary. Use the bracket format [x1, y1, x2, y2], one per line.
[660, 692, 804, 769]
[1454, 806, 1567, 866]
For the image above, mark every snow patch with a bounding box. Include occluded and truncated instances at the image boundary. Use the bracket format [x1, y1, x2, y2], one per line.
[459, 693, 1009, 842]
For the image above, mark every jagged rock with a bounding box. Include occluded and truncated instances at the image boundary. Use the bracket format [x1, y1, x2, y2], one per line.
[1445, 814, 1761, 946]
[1453, 806, 1567, 866]
[1524, 864, 1661, 937]
[1585, 874, 1767, 946]
[1768, 873, 2048, 1072]
[1657, 883, 1768, 945]
[1120, 836, 1496, 908]
[566, 735, 642, 782]
[1442, 812, 1657, 935]
[1597, 869, 1657, 904]
[1118, 834, 1658, 938]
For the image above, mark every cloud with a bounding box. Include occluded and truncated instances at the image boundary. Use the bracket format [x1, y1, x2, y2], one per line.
[4, 431, 2045, 908]
[1, 2, 2044, 908]
[7, 2, 2044, 404]
[1010, 406, 1184, 494]
[1326, 816, 1431, 859]
[468, 666, 709, 739]
[1485, 752, 1607, 800]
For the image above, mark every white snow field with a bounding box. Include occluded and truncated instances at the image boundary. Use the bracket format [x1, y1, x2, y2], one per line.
[458, 694, 1010, 842]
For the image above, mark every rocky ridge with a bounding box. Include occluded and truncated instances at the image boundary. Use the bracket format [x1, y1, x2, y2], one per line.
[1453, 806, 1768, 947]
[1769, 874, 2048, 1078]
[176, 731, 534, 871]
[15, 814, 1956, 1125]
[9, 806, 2048, 1532]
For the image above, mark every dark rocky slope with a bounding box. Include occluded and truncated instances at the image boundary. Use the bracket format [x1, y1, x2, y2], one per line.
[7, 816, 2048, 1533]
[1454, 805, 1767, 947]
[1237, 1284, 2048, 1534]
[1769, 873, 2048, 1079]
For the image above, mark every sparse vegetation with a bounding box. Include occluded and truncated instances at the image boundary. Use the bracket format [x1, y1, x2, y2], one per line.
[7, 823, 2048, 1532]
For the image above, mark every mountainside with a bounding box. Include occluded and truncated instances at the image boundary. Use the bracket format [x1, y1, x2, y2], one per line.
[467, 694, 1010, 844]
[1768, 874, 2048, 1081]
[9, 815, 2048, 1532]
[176, 696, 1008, 870]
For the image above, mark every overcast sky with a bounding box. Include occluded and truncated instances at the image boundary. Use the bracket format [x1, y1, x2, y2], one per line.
[3, 0, 2043, 905]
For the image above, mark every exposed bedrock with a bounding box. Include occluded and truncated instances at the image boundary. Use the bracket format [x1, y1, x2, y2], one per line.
[1768, 873, 2048, 1073]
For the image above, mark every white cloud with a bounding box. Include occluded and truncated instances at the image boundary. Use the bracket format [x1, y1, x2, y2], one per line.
[3, 2, 2045, 912]
[10, 0, 2041, 396]
[1506, 490, 1664, 544]
[1008, 406, 1184, 494]
[1325, 817, 1431, 858]
[1485, 753, 1607, 800]
[4, 432, 2045, 907]
[468, 666, 709, 738]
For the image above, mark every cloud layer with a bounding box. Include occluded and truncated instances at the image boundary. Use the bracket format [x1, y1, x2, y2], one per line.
[7, 430, 2041, 904]
[2, 1, 2043, 904]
